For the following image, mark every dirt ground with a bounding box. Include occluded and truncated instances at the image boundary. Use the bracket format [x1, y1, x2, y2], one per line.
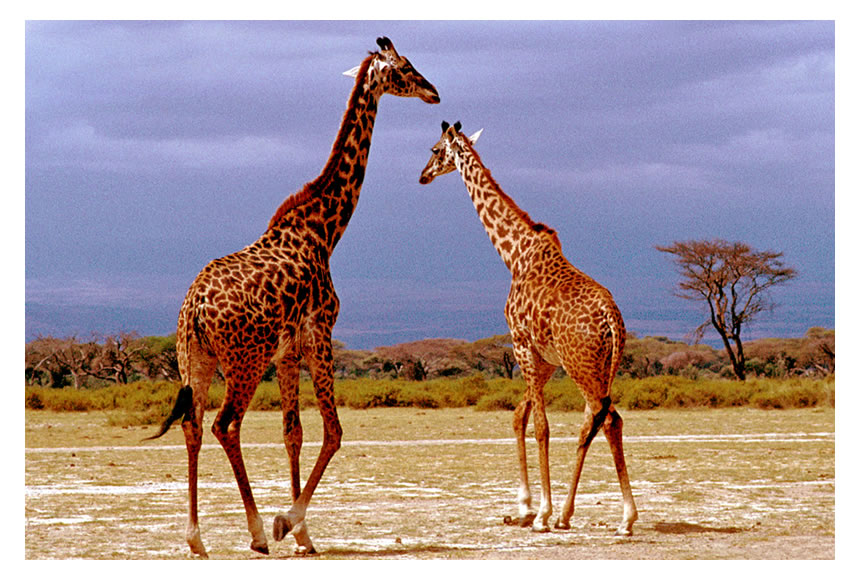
[24, 407, 835, 560]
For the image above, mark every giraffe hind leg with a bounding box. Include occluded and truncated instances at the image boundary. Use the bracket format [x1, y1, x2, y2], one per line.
[166, 345, 217, 558]
[603, 407, 638, 535]
[555, 395, 612, 530]
[182, 405, 208, 558]
[277, 357, 304, 502]
[212, 378, 269, 555]
[182, 356, 218, 558]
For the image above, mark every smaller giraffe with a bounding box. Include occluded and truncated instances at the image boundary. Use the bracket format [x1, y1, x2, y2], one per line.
[419, 121, 638, 536]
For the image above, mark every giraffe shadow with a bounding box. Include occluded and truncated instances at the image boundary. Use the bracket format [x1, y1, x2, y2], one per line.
[274, 544, 471, 559]
[653, 521, 749, 535]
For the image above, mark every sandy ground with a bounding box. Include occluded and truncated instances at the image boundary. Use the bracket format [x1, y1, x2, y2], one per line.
[25, 407, 835, 560]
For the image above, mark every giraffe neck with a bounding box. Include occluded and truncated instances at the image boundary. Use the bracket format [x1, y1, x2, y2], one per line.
[268, 54, 382, 254]
[454, 140, 547, 272]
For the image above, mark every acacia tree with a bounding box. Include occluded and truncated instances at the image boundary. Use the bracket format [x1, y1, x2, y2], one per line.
[25, 336, 96, 389]
[85, 332, 145, 384]
[657, 239, 797, 380]
[456, 334, 516, 379]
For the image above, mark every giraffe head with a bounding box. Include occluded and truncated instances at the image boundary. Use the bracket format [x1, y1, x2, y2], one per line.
[344, 37, 440, 104]
[419, 120, 482, 184]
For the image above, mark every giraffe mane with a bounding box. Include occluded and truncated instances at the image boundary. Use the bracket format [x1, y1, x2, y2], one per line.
[267, 51, 379, 230]
[457, 134, 557, 238]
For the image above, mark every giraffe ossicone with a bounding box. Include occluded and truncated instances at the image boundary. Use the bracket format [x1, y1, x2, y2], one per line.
[148, 37, 438, 558]
[420, 121, 638, 537]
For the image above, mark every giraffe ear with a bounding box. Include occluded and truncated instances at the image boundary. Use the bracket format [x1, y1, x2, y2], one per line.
[468, 128, 483, 144]
[342, 65, 361, 78]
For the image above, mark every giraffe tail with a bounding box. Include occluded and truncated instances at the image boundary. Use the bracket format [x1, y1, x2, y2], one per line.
[144, 292, 201, 442]
[606, 309, 626, 393]
[143, 384, 193, 441]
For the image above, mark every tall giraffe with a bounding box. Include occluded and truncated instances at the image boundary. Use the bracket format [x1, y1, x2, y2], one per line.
[419, 121, 637, 535]
[148, 37, 439, 558]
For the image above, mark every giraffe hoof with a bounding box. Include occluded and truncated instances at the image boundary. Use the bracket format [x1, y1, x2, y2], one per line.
[519, 512, 537, 528]
[295, 545, 318, 556]
[531, 523, 551, 533]
[614, 527, 634, 537]
[554, 519, 571, 530]
[186, 535, 209, 558]
[251, 541, 270, 555]
[273, 514, 292, 542]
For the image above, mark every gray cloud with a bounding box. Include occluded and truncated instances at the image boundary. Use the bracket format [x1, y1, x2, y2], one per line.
[25, 21, 835, 348]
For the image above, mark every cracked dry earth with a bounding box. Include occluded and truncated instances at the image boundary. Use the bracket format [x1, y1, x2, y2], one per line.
[25, 407, 835, 559]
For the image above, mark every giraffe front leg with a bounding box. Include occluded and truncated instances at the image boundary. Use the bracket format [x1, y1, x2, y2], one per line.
[273, 355, 316, 554]
[508, 338, 555, 532]
[274, 336, 341, 555]
[511, 396, 536, 527]
[532, 395, 553, 533]
[273, 509, 316, 555]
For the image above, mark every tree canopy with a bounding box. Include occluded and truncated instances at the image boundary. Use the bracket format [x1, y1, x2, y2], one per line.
[657, 239, 797, 380]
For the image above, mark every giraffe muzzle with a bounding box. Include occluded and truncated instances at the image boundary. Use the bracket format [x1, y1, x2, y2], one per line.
[420, 90, 441, 105]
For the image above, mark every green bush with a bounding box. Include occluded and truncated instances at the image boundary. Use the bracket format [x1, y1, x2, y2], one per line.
[398, 384, 441, 409]
[247, 381, 316, 411]
[473, 379, 521, 411]
[749, 377, 835, 409]
[615, 376, 670, 409]
[25, 390, 44, 410]
[544, 379, 586, 411]
[334, 380, 401, 409]
[450, 374, 492, 406]
[25, 375, 835, 422]
[475, 390, 519, 411]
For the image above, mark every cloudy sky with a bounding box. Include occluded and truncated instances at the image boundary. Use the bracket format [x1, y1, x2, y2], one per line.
[24, 19, 835, 349]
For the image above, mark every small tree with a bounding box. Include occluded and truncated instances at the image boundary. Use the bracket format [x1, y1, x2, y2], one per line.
[804, 327, 835, 375]
[657, 239, 796, 380]
[26, 336, 68, 388]
[332, 340, 371, 379]
[138, 334, 180, 381]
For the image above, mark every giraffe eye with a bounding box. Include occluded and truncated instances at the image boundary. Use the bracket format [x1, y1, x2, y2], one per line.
[431, 147, 440, 155]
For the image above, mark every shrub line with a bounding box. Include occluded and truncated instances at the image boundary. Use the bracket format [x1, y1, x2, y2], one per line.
[25, 375, 835, 425]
